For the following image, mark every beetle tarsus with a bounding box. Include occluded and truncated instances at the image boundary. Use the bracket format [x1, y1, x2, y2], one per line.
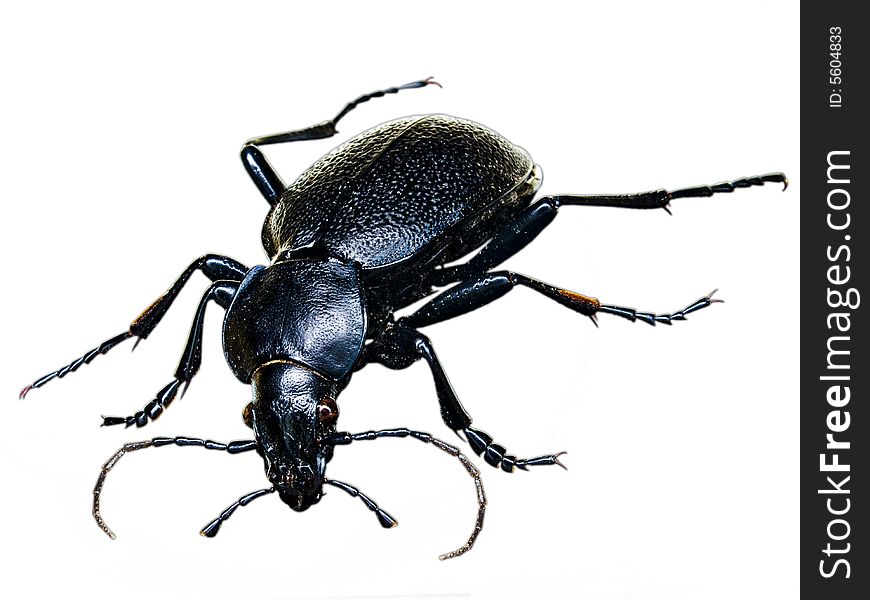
[597, 289, 723, 326]
[463, 426, 567, 473]
[668, 172, 788, 201]
[101, 378, 182, 428]
[331, 77, 443, 124]
[516, 451, 568, 471]
[20, 330, 134, 397]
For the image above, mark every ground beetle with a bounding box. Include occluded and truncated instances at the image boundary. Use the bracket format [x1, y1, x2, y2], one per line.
[21, 77, 787, 559]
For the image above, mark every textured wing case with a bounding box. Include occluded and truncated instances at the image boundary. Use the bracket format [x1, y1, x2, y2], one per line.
[263, 115, 534, 268]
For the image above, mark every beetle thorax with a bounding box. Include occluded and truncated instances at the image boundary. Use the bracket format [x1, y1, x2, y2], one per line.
[221, 258, 367, 384]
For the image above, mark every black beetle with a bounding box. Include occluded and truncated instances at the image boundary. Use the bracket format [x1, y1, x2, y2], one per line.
[21, 77, 786, 559]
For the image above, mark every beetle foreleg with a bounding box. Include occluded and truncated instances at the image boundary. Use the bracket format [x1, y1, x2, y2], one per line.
[101, 281, 239, 428]
[365, 326, 567, 476]
[365, 326, 471, 431]
[463, 427, 568, 473]
[20, 254, 247, 399]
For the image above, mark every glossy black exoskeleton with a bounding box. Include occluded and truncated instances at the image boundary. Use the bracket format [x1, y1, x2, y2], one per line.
[22, 78, 786, 559]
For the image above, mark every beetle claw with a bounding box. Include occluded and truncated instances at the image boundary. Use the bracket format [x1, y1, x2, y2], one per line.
[401, 76, 442, 90]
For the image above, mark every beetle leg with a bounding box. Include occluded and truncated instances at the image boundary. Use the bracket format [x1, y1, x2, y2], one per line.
[430, 172, 787, 285]
[20, 254, 248, 399]
[242, 77, 440, 205]
[403, 272, 722, 329]
[596, 289, 724, 325]
[366, 325, 567, 473]
[101, 281, 239, 428]
[129, 255, 248, 339]
[542, 172, 787, 211]
[402, 271, 600, 328]
[463, 427, 568, 473]
[365, 325, 471, 431]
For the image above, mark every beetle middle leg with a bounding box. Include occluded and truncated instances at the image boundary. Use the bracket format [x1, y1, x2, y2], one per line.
[20, 254, 248, 398]
[101, 281, 240, 428]
[363, 324, 567, 472]
[402, 271, 723, 330]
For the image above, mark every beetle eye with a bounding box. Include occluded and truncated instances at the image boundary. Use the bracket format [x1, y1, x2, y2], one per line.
[242, 402, 253, 429]
[317, 397, 339, 424]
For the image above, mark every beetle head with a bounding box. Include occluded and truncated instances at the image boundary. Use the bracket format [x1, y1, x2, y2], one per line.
[222, 258, 365, 511]
[250, 360, 340, 511]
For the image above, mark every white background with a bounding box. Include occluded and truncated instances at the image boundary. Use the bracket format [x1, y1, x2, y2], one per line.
[0, 2, 799, 599]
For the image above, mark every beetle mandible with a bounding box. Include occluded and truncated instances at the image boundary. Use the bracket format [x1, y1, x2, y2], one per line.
[21, 77, 786, 559]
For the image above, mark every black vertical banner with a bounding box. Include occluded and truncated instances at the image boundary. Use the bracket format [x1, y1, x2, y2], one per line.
[802, 5, 867, 598]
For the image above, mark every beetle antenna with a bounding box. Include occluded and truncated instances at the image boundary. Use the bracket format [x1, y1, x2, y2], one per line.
[200, 487, 276, 538]
[327, 428, 487, 560]
[325, 479, 398, 529]
[92, 436, 258, 539]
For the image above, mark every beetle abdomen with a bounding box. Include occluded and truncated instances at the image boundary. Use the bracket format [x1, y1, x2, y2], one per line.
[263, 115, 534, 268]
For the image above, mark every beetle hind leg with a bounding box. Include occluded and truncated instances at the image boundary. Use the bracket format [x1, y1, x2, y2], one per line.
[242, 77, 441, 205]
[431, 172, 787, 285]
